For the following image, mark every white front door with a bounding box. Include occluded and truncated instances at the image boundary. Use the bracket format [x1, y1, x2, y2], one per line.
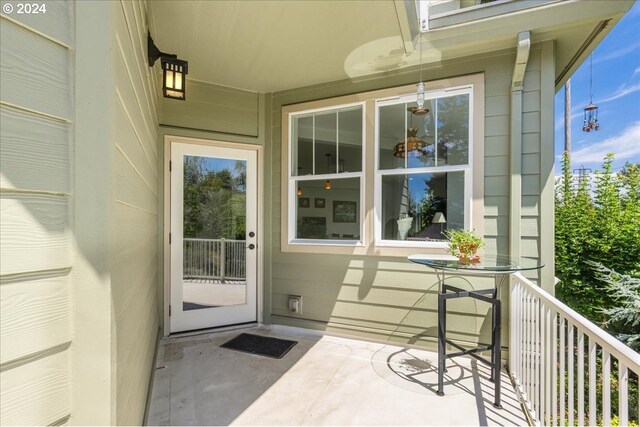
[170, 142, 258, 333]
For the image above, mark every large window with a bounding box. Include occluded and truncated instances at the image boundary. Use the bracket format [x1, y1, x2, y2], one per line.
[288, 104, 364, 244]
[376, 88, 472, 246]
[281, 76, 483, 255]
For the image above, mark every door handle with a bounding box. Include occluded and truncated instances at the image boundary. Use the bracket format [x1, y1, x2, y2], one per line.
[247, 244, 256, 250]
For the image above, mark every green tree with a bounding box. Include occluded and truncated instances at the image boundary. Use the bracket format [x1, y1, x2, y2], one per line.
[183, 156, 205, 237]
[591, 262, 640, 351]
[183, 159, 247, 240]
[555, 155, 640, 426]
[555, 154, 640, 324]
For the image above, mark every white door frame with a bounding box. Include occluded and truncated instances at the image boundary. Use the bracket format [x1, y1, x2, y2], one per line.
[163, 135, 263, 336]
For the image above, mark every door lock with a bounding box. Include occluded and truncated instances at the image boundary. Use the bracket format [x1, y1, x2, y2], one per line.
[248, 231, 255, 238]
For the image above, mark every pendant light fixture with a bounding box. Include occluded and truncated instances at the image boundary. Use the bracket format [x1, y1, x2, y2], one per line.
[582, 54, 599, 133]
[325, 180, 332, 190]
[393, 109, 428, 158]
[297, 187, 303, 196]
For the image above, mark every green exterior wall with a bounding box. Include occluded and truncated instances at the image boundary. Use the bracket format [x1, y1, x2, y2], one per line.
[158, 43, 556, 352]
[0, 3, 74, 425]
[266, 44, 556, 350]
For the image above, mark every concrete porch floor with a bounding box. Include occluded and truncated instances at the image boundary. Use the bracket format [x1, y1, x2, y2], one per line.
[146, 325, 528, 426]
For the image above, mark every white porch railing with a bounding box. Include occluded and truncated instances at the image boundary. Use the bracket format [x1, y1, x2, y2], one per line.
[509, 272, 640, 426]
[183, 238, 245, 281]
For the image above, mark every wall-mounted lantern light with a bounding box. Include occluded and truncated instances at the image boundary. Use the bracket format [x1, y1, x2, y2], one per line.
[148, 33, 188, 101]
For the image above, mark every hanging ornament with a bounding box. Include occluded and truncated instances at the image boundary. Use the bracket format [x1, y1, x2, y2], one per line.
[582, 54, 600, 133]
[413, 34, 429, 116]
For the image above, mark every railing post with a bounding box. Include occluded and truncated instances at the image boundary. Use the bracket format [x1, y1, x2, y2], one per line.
[512, 273, 640, 427]
[220, 238, 226, 281]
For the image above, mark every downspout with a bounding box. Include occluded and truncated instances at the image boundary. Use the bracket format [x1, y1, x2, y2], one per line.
[509, 31, 530, 261]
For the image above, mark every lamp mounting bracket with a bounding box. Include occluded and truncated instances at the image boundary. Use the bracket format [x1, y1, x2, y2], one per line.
[148, 33, 178, 67]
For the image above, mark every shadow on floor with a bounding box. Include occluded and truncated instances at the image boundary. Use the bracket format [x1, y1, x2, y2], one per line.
[146, 325, 527, 426]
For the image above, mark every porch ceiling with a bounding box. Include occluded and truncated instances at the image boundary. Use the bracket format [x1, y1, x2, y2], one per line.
[149, 0, 633, 93]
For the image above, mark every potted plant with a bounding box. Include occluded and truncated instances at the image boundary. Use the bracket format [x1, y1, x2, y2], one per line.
[444, 228, 485, 263]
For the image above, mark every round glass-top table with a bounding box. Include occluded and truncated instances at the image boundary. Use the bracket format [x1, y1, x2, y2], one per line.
[408, 254, 544, 408]
[408, 254, 544, 274]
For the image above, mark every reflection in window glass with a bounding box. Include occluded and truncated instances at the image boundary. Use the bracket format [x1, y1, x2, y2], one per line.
[315, 112, 337, 175]
[379, 100, 437, 169]
[379, 103, 405, 170]
[295, 178, 360, 240]
[339, 107, 363, 172]
[293, 114, 313, 176]
[408, 99, 436, 169]
[437, 94, 469, 166]
[182, 156, 247, 310]
[381, 172, 464, 241]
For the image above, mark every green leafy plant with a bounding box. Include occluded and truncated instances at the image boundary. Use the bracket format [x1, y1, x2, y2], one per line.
[555, 153, 640, 323]
[445, 228, 485, 262]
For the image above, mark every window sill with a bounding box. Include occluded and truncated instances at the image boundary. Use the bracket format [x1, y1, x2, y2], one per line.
[376, 240, 449, 249]
[280, 239, 452, 258]
[288, 239, 364, 247]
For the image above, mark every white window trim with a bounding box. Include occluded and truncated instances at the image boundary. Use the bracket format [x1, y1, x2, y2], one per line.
[280, 74, 484, 257]
[286, 102, 367, 247]
[374, 86, 474, 249]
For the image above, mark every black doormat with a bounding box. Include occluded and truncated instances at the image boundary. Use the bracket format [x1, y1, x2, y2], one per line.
[220, 333, 298, 359]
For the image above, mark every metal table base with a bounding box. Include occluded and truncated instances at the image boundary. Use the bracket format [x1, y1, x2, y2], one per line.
[435, 269, 507, 409]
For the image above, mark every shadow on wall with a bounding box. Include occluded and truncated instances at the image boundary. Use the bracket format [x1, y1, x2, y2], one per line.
[272, 255, 496, 350]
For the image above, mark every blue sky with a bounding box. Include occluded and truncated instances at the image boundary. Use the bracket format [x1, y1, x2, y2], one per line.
[553, 2, 640, 174]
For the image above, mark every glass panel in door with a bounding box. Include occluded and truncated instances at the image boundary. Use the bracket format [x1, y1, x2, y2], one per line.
[170, 142, 257, 333]
[182, 156, 247, 310]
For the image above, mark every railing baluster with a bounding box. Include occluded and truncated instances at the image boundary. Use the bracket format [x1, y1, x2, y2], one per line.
[527, 290, 533, 408]
[536, 298, 541, 420]
[603, 349, 611, 426]
[551, 309, 557, 426]
[517, 283, 522, 393]
[540, 302, 546, 424]
[578, 331, 585, 426]
[522, 283, 527, 400]
[221, 238, 226, 281]
[619, 363, 628, 426]
[545, 306, 551, 425]
[589, 339, 596, 425]
[568, 322, 574, 427]
[559, 316, 565, 426]
[509, 274, 640, 427]
[182, 238, 246, 281]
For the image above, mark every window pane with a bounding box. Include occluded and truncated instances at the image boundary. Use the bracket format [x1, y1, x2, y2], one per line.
[408, 99, 436, 169]
[293, 115, 313, 176]
[379, 101, 437, 169]
[338, 107, 362, 172]
[437, 94, 469, 166]
[293, 106, 363, 177]
[295, 178, 360, 240]
[315, 111, 337, 175]
[381, 172, 464, 241]
[378, 103, 405, 170]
